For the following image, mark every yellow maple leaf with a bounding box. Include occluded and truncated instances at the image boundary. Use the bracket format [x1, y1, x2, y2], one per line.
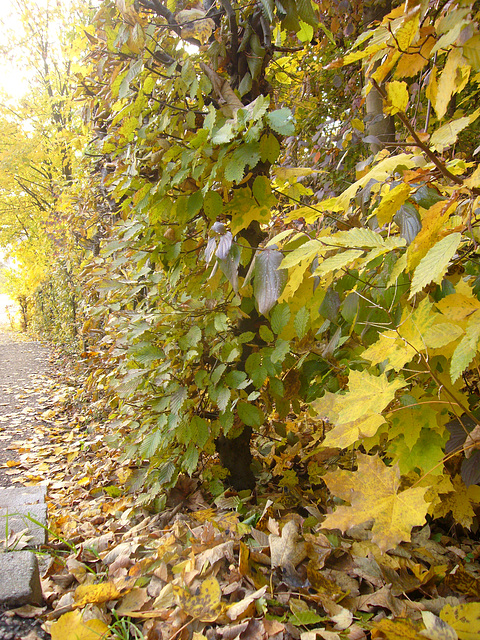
[434, 476, 480, 529]
[321, 454, 429, 552]
[362, 330, 415, 372]
[423, 321, 464, 348]
[173, 575, 223, 622]
[279, 258, 313, 302]
[313, 371, 405, 449]
[441, 602, 480, 640]
[74, 581, 126, 607]
[323, 413, 386, 449]
[50, 610, 109, 640]
[362, 298, 435, 371]
[335, 369, 406, 424]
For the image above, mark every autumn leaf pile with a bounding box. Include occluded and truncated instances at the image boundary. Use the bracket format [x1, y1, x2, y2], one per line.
[1, 372, 480, 640]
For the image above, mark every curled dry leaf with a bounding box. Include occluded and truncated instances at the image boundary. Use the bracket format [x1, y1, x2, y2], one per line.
[463, 424, 480, 458]
[225, 586, 267, 621]
[269, 519, 307, 569]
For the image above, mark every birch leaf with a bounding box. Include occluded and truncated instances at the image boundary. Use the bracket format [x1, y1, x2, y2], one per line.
[450, 311, 480, 382]
[314, 249, 363, 276]
[424, 322, 464, 349]
[375, 183, 412, 226]
[410, 233, 462, 298]
[430, 117, 470, 152]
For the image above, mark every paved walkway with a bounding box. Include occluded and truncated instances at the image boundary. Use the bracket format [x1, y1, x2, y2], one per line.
[0, 329, 51, 639]
[0, 331, 51, 487]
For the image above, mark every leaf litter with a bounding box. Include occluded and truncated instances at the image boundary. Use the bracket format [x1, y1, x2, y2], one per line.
[1, 359, 480, 639]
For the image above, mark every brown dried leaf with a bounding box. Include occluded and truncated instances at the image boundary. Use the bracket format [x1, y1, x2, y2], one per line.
[269, 519, 307, 568]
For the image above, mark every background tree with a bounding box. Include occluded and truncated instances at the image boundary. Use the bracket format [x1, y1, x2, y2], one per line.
[0, 0, 89, 342]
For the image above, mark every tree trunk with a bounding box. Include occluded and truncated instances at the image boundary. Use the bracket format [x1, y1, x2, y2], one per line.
[363, 0, 396, 153]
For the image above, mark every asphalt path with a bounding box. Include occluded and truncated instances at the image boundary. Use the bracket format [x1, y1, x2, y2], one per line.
[0, 330, 51, 488]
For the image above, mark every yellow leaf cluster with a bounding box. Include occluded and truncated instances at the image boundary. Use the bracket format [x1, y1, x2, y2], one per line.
[312, 370, 406, 449]
[321, 454, 430, 552]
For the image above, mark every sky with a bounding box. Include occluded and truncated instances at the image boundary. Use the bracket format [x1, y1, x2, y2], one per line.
[0, 0, 30, 98]
[0, 0, 76, 100]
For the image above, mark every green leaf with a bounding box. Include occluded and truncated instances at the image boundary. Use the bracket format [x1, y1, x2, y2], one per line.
[179, 325, 202, 349]
[190, 415, 210, 448]
[238, 71, 252, 97]
[294, 307, 310, 339]
[259, 325, 274, 342]
[394, 203, 421, 245]
[269, 376, 285, 397]
[211, 363, 227, 385]
[267, 108, 295, 135]
[171, 386, 188, 413]
[450, 311, 480, 382]
[157, 461, 176, 486]
[271, 338, 290, 363]
[390, 428, 446, 476]
[214, 313, 229, 332]
[188, 190, 203, 217]
[224, 157, 244, 183]
[238, 331, 256, 343]
[314, 249, 363, 276]
[224, 143, 260, 183]
[224, 370, 248, 388]
[410, 233, 462, 298]
[258, 0, 274, 22]
[139, 430, 162, 459]
[237, 401, 264, 426]
[183, 443, 200, 475]
[249, 95, 270, 122]
[216, 386, 231, 411]
[259, 133, 281, 163]
[204, 191, 223, 220]
[212, 121, 235, 144]
[290, 611, 324, 626]
[271, 302, 291, 334]
[296, 21, 314, 42]
[252, 175, 275, 206]
[131, 343, 165, 365]
[297, 0, 317, 26]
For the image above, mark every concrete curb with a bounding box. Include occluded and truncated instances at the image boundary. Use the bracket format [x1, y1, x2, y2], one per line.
[0, 485, 48, 607]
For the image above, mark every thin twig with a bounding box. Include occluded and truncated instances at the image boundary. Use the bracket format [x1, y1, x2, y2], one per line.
[371, 79, 480, 195]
